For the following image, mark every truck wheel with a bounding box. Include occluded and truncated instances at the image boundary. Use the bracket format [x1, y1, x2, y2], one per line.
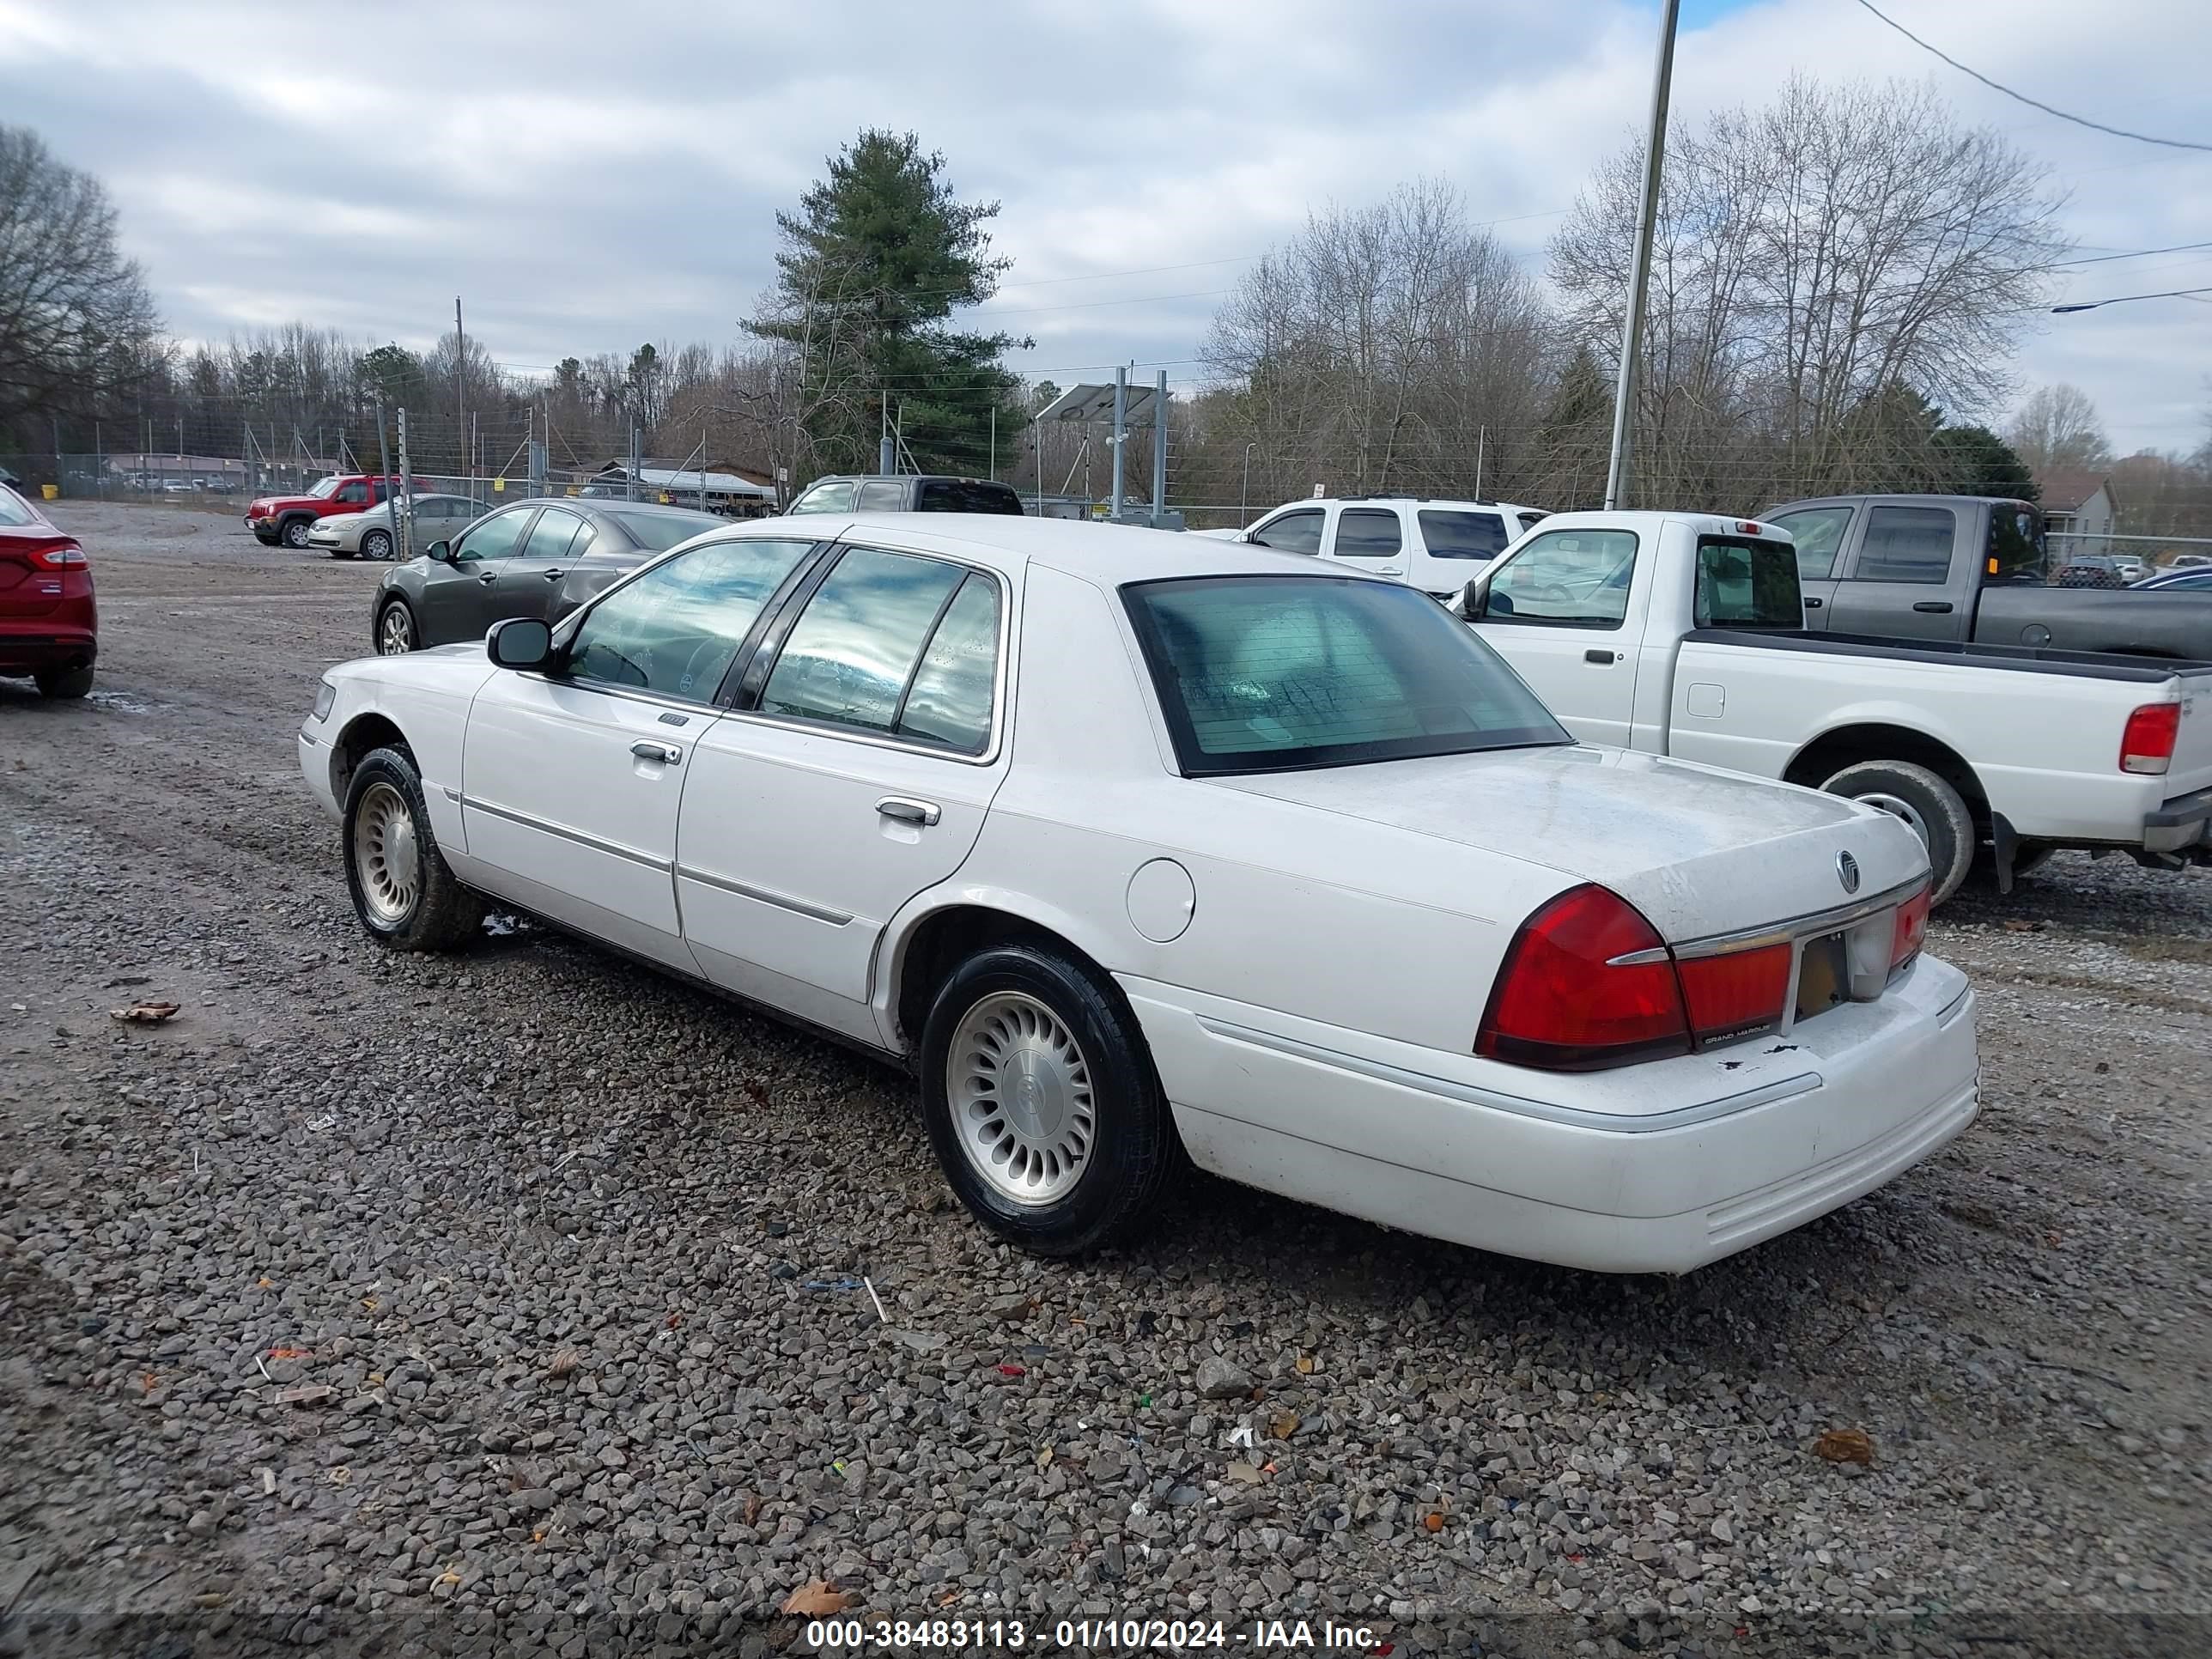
[282, 518, 313, 549]
[1821, 759, 1976, 904]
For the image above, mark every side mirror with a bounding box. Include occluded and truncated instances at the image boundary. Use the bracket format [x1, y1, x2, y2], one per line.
[423, 540, 452, 563]
[487, 617, 553, 670]
[1458, 575, 1492, 621]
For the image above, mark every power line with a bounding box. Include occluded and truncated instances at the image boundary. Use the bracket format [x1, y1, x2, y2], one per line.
[1850, 0, 2212, 153]
[2053, 240, 2212, 268]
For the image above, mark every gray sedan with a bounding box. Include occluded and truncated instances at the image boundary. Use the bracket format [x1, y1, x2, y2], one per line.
[368, 499, 723, 655]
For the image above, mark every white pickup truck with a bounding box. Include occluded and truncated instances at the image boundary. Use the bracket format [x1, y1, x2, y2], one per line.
[1454, 511, 2212, 902]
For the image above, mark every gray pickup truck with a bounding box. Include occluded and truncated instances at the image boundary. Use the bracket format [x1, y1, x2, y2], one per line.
[1761, 494, 2212, 659]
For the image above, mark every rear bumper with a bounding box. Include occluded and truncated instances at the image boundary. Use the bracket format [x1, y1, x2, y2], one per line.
[1125, 957, 1979, 1274]
[2144, 785, 2212, 853]
[0, 609, 98, 677]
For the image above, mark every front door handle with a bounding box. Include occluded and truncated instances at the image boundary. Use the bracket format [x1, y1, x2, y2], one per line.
[541, 568, 565, 580]
[477, 572, 497, 586]
[877, 795, 941, 827]
[1372, 566, 1404, 575]
[630, 740, 682, 765]
[1804, 596, 1824, 609]
[1584, 648, 1618, 665]
[1912, 600, 1954, 614]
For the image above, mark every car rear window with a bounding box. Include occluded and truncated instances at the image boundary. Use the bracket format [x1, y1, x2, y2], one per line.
[1694, 537, 1802, 629]
[1984, 503, 2045, 585]
[916, 479, 1024, 514]
[1417, 509, 1511, 560]
[0, 487, 39, 526]
[611, 509, 721, 551]
[1121, 575, 1567, 777]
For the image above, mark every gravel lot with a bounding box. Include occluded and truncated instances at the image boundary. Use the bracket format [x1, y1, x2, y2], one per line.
[2, 501, 2208, 1658]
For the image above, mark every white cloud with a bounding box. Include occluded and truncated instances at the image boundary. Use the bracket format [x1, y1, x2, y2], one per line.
[1, 0, 2204, 448]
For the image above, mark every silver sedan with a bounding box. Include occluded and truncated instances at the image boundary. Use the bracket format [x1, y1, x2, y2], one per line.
[307, 495, 486, 561]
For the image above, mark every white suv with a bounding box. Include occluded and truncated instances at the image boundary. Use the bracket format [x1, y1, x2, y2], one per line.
[1218, 496, 1547, 599]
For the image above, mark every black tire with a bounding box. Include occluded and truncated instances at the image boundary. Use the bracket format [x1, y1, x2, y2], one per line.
[375, 599, 416, 655]
[340, 747, 483, 951]
[919, 943, 1180, 1256]
[361, 529, 392, 561]
[1821, 758, 1976, 904]
[282, 518, 313, 549]
[34, 664, 94, 699]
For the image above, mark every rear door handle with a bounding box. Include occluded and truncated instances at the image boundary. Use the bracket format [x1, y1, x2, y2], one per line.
[1372, 566, 1404, 575]
[1584, 648, 1618, 664]
[541, 568, 565, 580]
[877, 795, 941, 827]
[477, 573, 497, 586]
[630, 740, 682, 765]
[1803, 596, 1824, 609]
[1913, 601, 1954, 613]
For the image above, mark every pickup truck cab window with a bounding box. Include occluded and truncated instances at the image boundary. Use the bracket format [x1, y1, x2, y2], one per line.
[1248, 508, 1325, 556]
[568, 537, 814, 702]
[855, 480, 906, 511]
[757, 547, 977, 740]
[1985, 504, 2045, 584]
[1486, 529, 1637, 628]
[791, 480, 856, 514]
[1694, 536, 1802, 629]
[1770, 506, 1851, 580]
[1333, 509, 1402, 559]
[1852, 506, 1954, 584]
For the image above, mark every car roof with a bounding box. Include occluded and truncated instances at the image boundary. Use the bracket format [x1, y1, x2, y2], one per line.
[712, 513, 1331, 584]
[805, 474, 1014, 489]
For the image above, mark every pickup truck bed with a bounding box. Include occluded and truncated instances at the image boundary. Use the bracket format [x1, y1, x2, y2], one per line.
[1460, 511, 2212, 902]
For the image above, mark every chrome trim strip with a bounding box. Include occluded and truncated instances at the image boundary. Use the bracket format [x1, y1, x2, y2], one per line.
[1609, 874, 1926, 965]
[675, 862, 852, 927]
[441, 785, 460, 802]
[1936, 980, 1971, 1026]
[1194, 1015, 1820, 1134]
[460, 795, 671, 872]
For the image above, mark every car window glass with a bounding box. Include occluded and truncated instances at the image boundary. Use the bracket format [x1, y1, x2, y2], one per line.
[336, 483, 369, 505]
[568, 521, 599, 558]
[452, 509, 533, 564]
[1417, 510, 1510, 560]
[1984, 504, 2045, 585]
[1853, 506, 1954, 584]
[1484, 530, 1637, 628]
[855, 480, 907, 511]
[759, 549, 967, 736]
[1770, 507, 1853, 580]
[790, 481, 855, 514]
[611, 510, 717, 551]
[917, 480, 957, 511]
[1249, 509, 1324, 556]
[0, 489, 41, 526]
[1694, 537, 1802, 629]
[895, 574, 1001, 753]
[568, 538, 813, 702]
[523, 508, 586, 560]
[1124, 576, 1566, 775]
[1334, 509, 1402, 558]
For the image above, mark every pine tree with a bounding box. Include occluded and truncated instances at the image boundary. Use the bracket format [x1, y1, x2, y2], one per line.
[747, 130, 1028, 478]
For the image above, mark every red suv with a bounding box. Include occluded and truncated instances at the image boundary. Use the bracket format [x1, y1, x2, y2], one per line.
[0, 483, 96, 699]
[246, 474, 419, 549]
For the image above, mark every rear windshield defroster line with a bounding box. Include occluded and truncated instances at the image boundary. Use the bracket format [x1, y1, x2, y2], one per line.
[1121, 574, 1571, 778]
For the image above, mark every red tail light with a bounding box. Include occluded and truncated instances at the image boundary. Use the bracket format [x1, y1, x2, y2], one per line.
[1675, 943, 1792, 1042]
[1477, 885, 1691, 1071]
[2120, 703, 2179, 775]
[29, 540, 87, 568]
[1890, 884, 1930, 971]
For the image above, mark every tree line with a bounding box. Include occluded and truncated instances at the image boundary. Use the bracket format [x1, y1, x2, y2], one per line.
[5, 87, 2209, 529]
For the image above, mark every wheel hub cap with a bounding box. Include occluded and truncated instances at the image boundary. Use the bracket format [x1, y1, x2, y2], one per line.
[353, 781, 421, 925]
[948, 991, 1094, 1206]
[1855, 790, 1930, 850]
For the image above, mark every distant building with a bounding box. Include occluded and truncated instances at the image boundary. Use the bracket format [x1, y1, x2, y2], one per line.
[589, 459, 775, 515]
[2036, 467, 2118, 547]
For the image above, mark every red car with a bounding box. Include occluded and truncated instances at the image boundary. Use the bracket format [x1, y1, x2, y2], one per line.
[0, 483, 96, 698]
[246, 474, 420, 549]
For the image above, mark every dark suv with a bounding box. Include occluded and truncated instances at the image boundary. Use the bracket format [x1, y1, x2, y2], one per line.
[786, 474, 1024, 516]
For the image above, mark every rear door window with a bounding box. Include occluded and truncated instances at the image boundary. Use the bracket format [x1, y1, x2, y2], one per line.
[1417, 509, 1510, 560]
[1984, 504, 2045, 585]
[1248, 508, 1325, 556]
[1850, 507, 1954, 584]
[1694, 537, 1802, 629]
[1332, 509, 1403, 559]
[855, 480, 908, 511]
[758, 548, 969, 736]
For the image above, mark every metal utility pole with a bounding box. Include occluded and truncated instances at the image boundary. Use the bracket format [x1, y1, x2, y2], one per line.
[454, 296, 466, 483]
[374, 401, 394, 556]
[989, 408, 997, 480]
[1032, 412, 1042, 514]
[394, 409, 415, 562]
[1241, 442, 1256, 526]
[1150, 370, 1169, 527]
[1602, 0, 1680, 512]
[1474, 426, 1486, 500]
[878, 396, 894, 475]
[1109, 365, 1128, 520]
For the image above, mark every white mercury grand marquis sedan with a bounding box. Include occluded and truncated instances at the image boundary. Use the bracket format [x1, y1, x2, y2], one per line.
[299, 514, 1978, 1272]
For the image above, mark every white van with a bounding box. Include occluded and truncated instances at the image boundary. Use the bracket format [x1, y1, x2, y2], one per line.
[1218, 496, 1547, 599]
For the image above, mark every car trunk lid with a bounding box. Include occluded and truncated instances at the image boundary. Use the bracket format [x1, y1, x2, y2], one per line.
[0, 528, 76, 619]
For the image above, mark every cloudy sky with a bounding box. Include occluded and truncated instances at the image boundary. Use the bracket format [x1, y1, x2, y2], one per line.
[5, 0, 2208, 453]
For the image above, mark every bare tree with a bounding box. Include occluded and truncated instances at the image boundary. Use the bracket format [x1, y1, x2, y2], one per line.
[2007, 382, 2112, 473]
[1549, 76, 2069, 507]
[0, 125, 162, 440]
